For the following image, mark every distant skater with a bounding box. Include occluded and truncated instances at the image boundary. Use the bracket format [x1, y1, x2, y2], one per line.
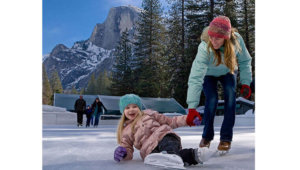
[91, 97, 107, 128]
[74, 95, 86, 127]
[85, 105, 93, 127]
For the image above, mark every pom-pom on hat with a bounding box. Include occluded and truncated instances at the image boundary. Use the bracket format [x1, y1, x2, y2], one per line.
[119, 94, 143, 114]
[208, 16, 231, 39]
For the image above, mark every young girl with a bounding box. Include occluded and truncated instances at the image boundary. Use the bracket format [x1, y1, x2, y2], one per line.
[186, 16, 252, 151]
[114, 94, 206, 168]
[85, 105, 93, 127]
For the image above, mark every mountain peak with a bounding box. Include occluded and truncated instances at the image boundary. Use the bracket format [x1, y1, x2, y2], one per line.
[88, 5, 140, 49]
[50, 44, 68, 56]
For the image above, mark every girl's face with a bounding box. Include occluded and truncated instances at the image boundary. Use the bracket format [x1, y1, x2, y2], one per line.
[124, 104, 140, 120]
[209, 36, 225, 49]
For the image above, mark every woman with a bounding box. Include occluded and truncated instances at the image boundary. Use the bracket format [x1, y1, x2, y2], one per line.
[185, 16, 252, 152]
[91, 97, 107, 127]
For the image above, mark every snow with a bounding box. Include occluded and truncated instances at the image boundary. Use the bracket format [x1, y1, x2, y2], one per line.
[236, 97, 255, 105]
[43, 105, 68, 112]
[43, 114, 254, 170]
[43, 54, 50, 62]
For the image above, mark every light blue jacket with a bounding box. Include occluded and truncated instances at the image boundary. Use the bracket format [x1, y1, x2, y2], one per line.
[187, 29, 252, 108]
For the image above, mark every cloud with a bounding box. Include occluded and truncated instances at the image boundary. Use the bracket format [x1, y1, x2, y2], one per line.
[111, 0, 168, 9]
[111, 0, 141, 7]
[46, 27, 62, 35]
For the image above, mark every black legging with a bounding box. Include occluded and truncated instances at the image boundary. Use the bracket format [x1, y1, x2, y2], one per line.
[151, 133, 198, 165]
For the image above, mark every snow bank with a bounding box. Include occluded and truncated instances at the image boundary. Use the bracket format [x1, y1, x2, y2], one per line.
[43, 105, 67, 112]
[43, 105, 76, 125]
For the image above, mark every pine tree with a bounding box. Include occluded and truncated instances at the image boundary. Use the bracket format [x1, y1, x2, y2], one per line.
[133, 0, 167, 97]
[97, 71, 112, 95]
[235, 0, 255, 99]
[223, 0, 238, 28]
[79, 88, 85, 95]
[71, 86, 78, 94]
[42, 64, 52, 105]
[85, 73, 96, 94]
[110, 30, 135, 96]
[49, 69, 63, 105]
[165, 0, 188, 104]
[49, 69, 63, 94]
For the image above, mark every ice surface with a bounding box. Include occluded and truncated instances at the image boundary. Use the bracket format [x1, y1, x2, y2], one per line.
[43, 116, 255, 170]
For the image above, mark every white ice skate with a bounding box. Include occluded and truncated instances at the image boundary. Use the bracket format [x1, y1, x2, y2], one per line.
[195, 147, 210, 164]
[144, 152, 185, 169]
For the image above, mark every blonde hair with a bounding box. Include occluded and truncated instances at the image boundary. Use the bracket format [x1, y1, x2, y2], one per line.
[116, 109, 144, 144]
[207, 28, 241, 74]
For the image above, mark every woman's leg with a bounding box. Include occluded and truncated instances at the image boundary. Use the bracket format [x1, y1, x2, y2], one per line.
[94, 113, 100, 126]
[219, 72, 237, 142]
[86, 114, 90, 127]
[202, 76, 219, 141]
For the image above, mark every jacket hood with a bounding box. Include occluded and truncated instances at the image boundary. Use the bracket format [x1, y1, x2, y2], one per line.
[201, 26, 210, 43]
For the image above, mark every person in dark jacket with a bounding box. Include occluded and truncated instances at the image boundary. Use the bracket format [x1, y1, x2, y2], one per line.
[85, 105, 93, 127]
[91, 97, 107, 128]
[74, 95, 86, 127]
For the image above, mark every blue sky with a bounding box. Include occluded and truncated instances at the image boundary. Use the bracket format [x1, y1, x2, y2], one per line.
[43, 0, 168, 55]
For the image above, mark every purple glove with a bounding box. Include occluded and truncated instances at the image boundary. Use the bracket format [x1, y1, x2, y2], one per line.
[193, 117, 202, 126]
[114, 146, 127, 162]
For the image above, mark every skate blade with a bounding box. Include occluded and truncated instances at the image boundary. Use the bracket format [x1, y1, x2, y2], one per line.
[145, 163, 186, 170]
[144, 153, 185, 170]
[217, 150, 229, 156]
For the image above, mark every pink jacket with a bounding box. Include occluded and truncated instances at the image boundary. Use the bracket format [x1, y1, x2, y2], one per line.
[119, 109, 188, 160]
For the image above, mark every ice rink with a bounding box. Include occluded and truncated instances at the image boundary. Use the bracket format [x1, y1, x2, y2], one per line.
[43, 115, 254, 170]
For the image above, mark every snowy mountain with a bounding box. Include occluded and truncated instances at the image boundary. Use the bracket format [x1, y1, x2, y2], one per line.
[43, 6, 141, 90]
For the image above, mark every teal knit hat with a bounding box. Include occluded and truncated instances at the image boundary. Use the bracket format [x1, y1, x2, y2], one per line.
[119, 94, 143, 114]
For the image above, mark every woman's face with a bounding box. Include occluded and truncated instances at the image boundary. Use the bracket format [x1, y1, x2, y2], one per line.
[124, 104, 140, 120]
[209, 36, 225, 49]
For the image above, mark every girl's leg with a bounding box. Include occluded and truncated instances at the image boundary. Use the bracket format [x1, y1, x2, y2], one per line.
[202, 76, 219, 141]
[91, 116, 94, 125]
[151, 134, 199, 165]
[219, 72, 237, 142]
[86, 114, 90, 126]
[151, 134, 181, 155]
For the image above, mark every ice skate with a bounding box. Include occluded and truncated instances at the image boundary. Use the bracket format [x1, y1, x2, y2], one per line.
[199, 138, 211, 148]
[144, 151, 185, 169]
[194, 147, 209, 164]
[217, 141, 231, 156]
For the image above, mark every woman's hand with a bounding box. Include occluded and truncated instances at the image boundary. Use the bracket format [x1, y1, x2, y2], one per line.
[240, 84, 251, 99]
[114, 146, 127, 162]
[186, 109, 202, 126]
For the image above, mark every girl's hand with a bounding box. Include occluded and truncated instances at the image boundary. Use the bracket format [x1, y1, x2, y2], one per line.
[193, 117, 202, 126]
[114, 146, 127, 162]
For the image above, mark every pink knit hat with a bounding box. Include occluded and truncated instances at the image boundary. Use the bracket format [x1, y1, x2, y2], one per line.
[208, 16, 231, 39]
